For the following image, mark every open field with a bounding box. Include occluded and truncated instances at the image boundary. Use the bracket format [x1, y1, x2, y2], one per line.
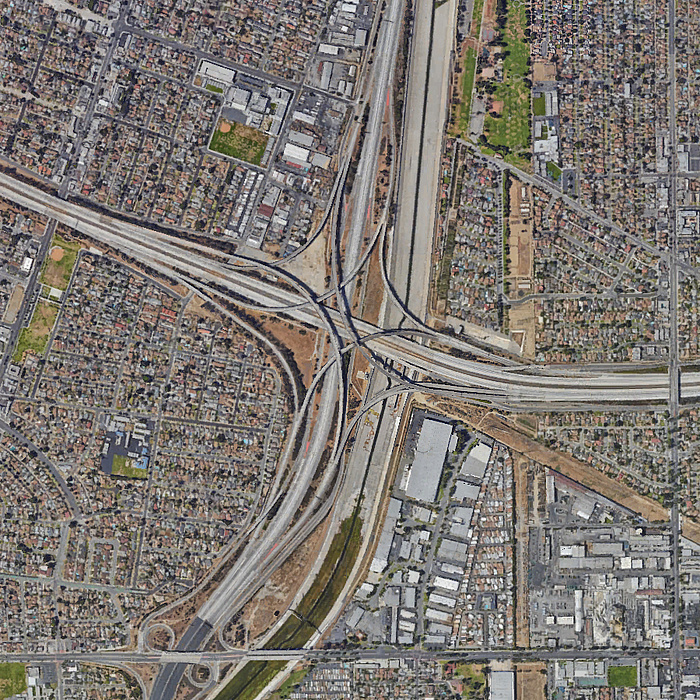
[12, 300, 58, 362]
[509, 301, 536, 359]
[0, 663, 26, 700]
[608, 665, 637, 687]
[259, 315, 319, 390]
[209, 120, 268, 166]
[453, 47, 477, 137]
[41, 233, 82, 290]
[2, 283, 24, 324]
[516, 663, 547, 700]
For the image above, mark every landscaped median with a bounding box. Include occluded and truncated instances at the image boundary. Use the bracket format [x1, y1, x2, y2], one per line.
[213, 514, 363, 700]
[452, 47, 477, 138]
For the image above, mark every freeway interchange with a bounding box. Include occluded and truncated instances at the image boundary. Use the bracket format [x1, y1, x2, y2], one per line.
[0, 0, 693, 697]
[0, 171, 696, 407]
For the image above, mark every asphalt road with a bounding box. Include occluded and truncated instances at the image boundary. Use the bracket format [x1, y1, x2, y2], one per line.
[343, 0, 404, 288]
[2, 645, 695, 665]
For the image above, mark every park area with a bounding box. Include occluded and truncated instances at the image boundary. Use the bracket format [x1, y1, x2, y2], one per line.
[111, 455, 148, 480]
[41, 233, 82, 291]
[12, 300, 58, 363]
[482, 0, 531, 170]
[0, 663, 26, 700]
[209, 119, 268, 166]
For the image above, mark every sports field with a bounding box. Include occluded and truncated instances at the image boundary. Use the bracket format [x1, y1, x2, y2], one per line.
[41, 233, 82, 291]
[209, 120, 268, 166]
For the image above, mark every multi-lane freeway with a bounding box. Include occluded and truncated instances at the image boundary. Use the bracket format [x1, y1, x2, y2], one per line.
[0, 172, 697, 406]
[0, 0, 692, 696]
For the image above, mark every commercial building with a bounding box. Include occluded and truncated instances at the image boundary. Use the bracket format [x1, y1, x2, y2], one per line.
[405, 419, 452, 502]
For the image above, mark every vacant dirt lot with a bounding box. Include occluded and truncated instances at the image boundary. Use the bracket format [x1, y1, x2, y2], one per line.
[516, 663, 546, 700]
[506, 178, 533, 287]
[2, 283, 23, 324]
[126, 664, 160, 699]
[260, 316, 320, 390]
[533, 61, 557, 82]
[509, 300, 535, 360]
[514, 455, 530, 648]
[283, 226, 329, 291]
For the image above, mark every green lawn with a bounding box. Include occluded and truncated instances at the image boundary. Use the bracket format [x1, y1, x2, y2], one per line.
[470, 0, 485, 36]
[12, 301, 58, 363]
[209, 120, 268, 166]
[0, 663, 26, 700]
[607, 665, 637, 687]
[482, 0, 531, 170]
[40, 233, 82, 290]
[205, 83, 224, 93]
[533, 94, 546, 116]
[111, 455, 148, 480]
[215, 661, 286, 700]
[546, 161, 562, 179]
[454, 48, 477, 138]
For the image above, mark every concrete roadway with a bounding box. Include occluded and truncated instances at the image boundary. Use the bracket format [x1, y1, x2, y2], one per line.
[343, 0, 404, 285]
[2, 646, 693, 665]
[389, 0, 457, 324]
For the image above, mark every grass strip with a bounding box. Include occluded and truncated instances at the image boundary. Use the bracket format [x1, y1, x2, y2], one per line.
[214, 661, 286, 700]
[214, 514, 363, 699]
[436, 222, 457, 301]
[454, 47, 477, 137]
